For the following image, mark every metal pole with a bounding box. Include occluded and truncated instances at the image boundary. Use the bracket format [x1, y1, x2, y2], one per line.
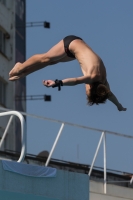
[45, 123, 64, 166]
[0, 115, 14, 148]
[103, 132, 107, 194]
[88, 131, 105, 176]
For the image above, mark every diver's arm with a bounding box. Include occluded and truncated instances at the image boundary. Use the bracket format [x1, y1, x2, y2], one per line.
[43, 75, 99, 87]
[62, 75, 99, 86]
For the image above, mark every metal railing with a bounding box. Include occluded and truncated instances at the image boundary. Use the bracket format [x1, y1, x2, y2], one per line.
[0, 110, 26, 162]
[0, 107, 133, 193]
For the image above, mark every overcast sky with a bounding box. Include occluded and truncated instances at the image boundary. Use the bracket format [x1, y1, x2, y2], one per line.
[25, 0, 133, 173]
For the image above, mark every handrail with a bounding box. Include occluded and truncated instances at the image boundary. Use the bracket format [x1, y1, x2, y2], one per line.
[0, 107, 132, 139]
[0, 111, 26, 162]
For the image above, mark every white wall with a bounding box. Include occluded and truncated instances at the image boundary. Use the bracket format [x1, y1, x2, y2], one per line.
[90, 180, 133, 200]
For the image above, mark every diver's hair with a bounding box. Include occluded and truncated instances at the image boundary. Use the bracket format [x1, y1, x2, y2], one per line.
[87, 82, 110, 106]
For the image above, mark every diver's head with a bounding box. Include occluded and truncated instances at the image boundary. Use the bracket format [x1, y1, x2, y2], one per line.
[87, 82, 110, 106]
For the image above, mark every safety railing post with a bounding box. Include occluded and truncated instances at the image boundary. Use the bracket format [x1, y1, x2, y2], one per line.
[45, 123, 65, 166]
[88, 131, 105, 177]
[103, 132, 107, 194]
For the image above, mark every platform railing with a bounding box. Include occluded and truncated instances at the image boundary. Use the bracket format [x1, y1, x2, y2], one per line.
[0, 110, 26, 162]
[0, 107, 133, 193]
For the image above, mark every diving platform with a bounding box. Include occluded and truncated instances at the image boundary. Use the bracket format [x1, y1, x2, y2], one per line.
[0, 109, 133, 200]
[0, 159, 89, 200]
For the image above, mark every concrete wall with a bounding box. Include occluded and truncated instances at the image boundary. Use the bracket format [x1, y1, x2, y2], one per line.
[90, 180, 133, 200]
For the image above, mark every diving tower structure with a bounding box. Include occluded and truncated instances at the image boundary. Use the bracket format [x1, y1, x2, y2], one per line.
[0, 108, 133, 200]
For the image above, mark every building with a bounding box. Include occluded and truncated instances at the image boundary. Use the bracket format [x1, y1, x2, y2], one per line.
[0, 0, 26, 152]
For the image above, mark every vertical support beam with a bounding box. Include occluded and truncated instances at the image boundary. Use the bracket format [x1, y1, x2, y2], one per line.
[88, 131, 105, 176]
[45, 123, 65, 166]
[103, 132, 107, 194]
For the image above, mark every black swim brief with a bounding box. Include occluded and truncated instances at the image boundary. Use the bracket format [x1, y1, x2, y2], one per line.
[63, 35, 82, 58]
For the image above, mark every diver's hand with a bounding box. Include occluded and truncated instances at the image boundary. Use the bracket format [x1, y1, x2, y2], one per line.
[43, 80, 55, 87]
[117, 104, 127, 111]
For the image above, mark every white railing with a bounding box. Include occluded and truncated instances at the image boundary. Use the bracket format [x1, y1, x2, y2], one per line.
[0, 107, 133, 193]
[0, 110, 26, 162]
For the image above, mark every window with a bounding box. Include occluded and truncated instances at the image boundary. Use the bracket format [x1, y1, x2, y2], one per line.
[0, 30, 6, 55]
[0, 80, 6, 106]
[0, 0, 6, 6]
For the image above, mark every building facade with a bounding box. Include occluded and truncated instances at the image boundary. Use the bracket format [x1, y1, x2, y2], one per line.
[0, 0, 26, 152]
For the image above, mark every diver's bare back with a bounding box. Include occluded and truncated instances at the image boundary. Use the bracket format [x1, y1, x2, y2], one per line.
[69, 39, 107, 83]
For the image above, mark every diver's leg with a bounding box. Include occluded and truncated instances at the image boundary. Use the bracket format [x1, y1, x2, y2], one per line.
[9, 39, 70, 80]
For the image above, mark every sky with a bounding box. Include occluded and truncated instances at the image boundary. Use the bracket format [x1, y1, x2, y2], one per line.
[25, 0, 133, 173]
